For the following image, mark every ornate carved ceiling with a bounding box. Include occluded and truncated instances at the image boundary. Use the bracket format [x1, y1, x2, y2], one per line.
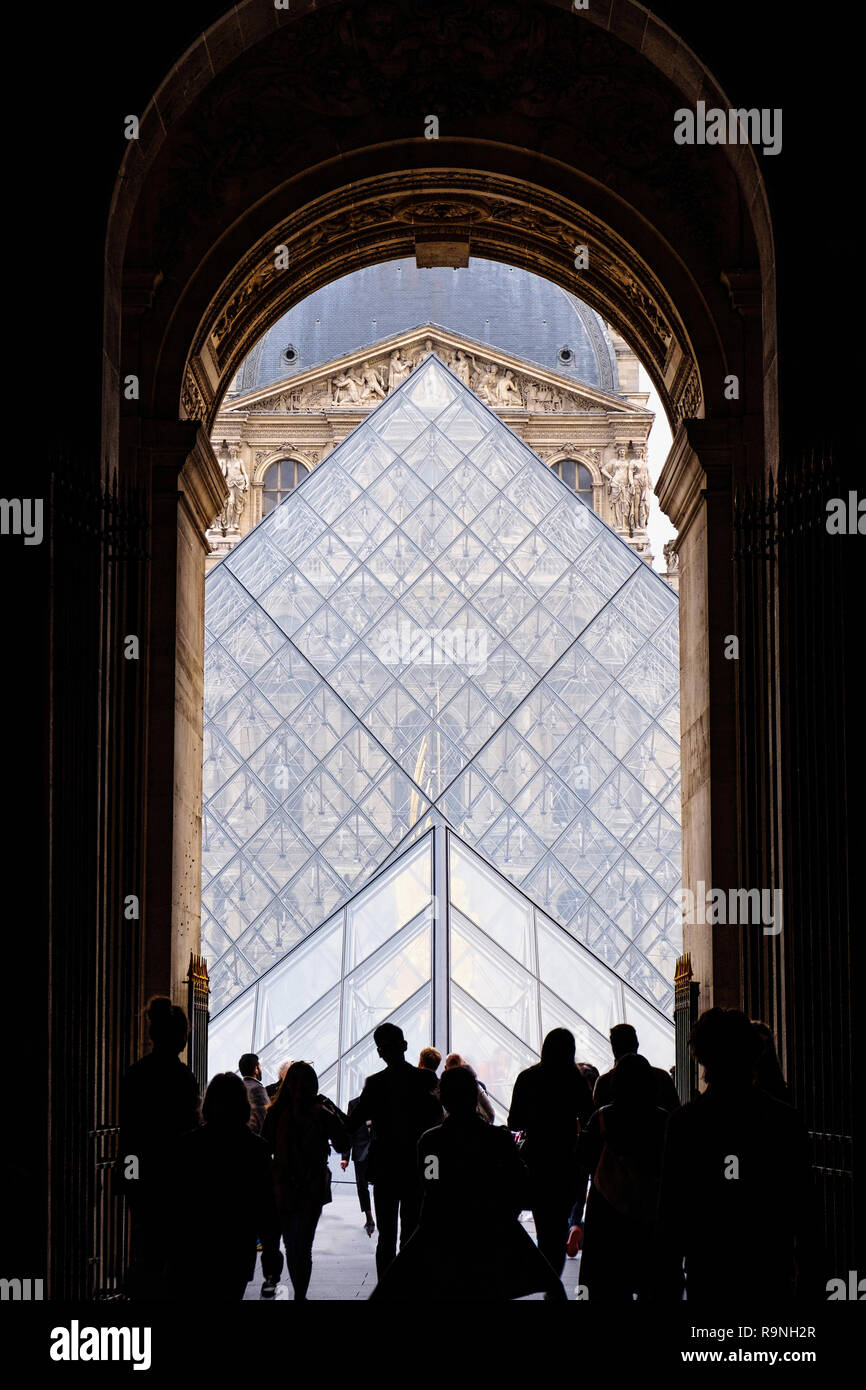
[111, 0, 770, 465]
[182, 173, 701, 433]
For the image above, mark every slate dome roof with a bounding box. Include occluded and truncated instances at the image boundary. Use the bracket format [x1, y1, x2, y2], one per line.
[231, 258, 621, 397]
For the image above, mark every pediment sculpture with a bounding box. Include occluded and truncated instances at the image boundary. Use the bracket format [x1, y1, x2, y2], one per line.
[241, 338, 619, 416]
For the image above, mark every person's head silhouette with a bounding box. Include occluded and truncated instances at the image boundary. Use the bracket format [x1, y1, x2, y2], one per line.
[610, 1051, 654, 1105]
[284, 1060, 319, 1109]
[203, 1071, 251, 1128]
[439, 1065, 479, 1120]
[609, 1023, 639, 1061]
[691, 1008, 761, 1089]
[540, 1027, 576, 1068]
[145, 996, 188, 1055]
[374, 1022, 407, 1066]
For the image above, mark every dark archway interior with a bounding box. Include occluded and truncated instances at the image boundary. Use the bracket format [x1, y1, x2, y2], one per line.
[12, 0, 856, 1302]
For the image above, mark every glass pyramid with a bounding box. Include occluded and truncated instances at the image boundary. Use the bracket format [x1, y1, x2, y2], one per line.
[203, 355, 681, 1090]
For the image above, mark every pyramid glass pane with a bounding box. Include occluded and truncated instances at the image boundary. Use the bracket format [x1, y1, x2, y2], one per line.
[204, 355, 680, 1079]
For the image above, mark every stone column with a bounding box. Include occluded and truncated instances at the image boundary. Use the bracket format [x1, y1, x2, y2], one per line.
[656, 420, 740, 1013]
[141, 421, 228, 1013]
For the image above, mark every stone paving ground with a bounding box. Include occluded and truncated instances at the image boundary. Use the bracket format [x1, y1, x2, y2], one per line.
[243, 1175, 585, 1301]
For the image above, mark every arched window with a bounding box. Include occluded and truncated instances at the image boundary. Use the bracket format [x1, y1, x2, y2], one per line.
[261, 459, 309, 515]
[552, 459, 595, 508]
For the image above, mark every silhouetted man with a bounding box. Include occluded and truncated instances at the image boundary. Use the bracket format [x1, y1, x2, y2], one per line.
[345, 1023, 442, 1276]
[657, 1008, 812, 1302]
[238, 1053, 285, 1296]
[238, 1053, 269, 1136]
[593, 1024, 681, 1113]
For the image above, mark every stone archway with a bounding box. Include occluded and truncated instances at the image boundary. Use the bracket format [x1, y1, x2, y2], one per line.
[106, 0, 771, 1112]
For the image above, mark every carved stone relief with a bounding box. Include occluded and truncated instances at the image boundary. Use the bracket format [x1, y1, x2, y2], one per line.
[240, 337, 618, 416]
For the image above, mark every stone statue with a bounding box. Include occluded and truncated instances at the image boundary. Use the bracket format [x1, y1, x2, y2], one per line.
[494, 369, 524, 406]
[629, 447, 652, 531]
[359, 363, 387, 402]
[601, 445, 631, 532]
[452, 350, 476, 387]
[215, 441, 249, 532]
[333, 370, 363, 404]
[411, 337, 435, 368]
[388, 349, 412, 392]
[476, 364, 499, 403]
[663, 540, 679, 573]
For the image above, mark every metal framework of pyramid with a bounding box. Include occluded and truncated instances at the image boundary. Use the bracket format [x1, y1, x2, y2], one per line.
[203, 356, 681, 1105]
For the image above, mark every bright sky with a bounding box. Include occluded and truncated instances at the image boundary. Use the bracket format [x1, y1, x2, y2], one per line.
[640, 363, 677, 570]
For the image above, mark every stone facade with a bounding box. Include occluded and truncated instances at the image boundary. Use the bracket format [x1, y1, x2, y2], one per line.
[206, 324, 658, 569]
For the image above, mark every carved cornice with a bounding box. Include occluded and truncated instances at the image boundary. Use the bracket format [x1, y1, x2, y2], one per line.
[183, 172, 696, 432]
[143, 420, 229, 545]
[669, 355, 704, 427]
[181, 357, 209, 422]
[180, 430, 231, 543]
[721, 269, 762, 319]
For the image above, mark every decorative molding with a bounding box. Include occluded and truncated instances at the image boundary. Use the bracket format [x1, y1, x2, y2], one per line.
[670, 356, 704, 426]
[180, 430, 231, 543]
[656, 419, 737, 536]
[181, 171, 694, 429]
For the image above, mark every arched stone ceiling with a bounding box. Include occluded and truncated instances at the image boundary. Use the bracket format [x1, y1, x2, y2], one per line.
[108, 0, 770, 447]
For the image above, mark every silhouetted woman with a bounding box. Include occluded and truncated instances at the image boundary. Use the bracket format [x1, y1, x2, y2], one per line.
[118, 996, 201, 1299]
[372, 1065, 566, 1301]
[444, 1051, 495, 1122]
[576, 1053, 669, 1301]
[507, 1028, 594, 1276]
[261, 1062, 350, 1300]
[175, 1072, 275, 1299]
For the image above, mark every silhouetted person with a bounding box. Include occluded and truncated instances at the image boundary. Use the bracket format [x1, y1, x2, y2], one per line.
[657, 1008, 812, 1302]
[239, 1052, 269, 1135]
[175, 1072, 275, 1300]
[340, 1096, 375, 1236]
[251, 1062, 290, 1296]
[576, 1054, 669, 1301]
[118, 996, 200, 1300]
[261, 1062, 349, 1300]
[445, 1051, 495, 1122]
[567, 1062, 601, 1255]
[345, 1023, 442, 1276]
[507, 1028, 594, 1277]
[418, 1046, 441, 1077]
[751, 1020, 792, 1103]
[593, 1023, 681, 1113]
[372, 1067, 566, 1301]
[578, 1062, 600, 1091]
